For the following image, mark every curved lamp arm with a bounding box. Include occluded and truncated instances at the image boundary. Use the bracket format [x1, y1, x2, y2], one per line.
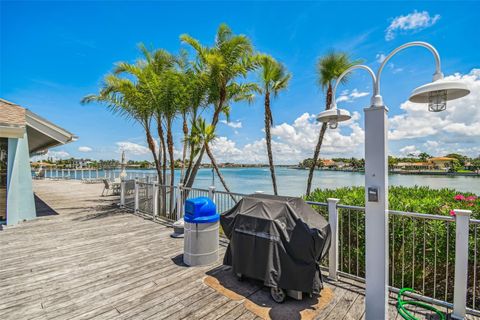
[331, 64, 377, 108]
[374, 41, 443, 106]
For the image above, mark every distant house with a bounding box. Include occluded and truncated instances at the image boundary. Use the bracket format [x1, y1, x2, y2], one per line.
[0, 98, 76, 225]
[320, 159, 336, 168]
[428, 157, 457, 170]
[394, 162, 432, 171]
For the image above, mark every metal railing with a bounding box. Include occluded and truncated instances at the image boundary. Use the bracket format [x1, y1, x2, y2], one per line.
[32, 168, 158, 182]
[121, 182, 478, 316]
[308, 199, 479, 316]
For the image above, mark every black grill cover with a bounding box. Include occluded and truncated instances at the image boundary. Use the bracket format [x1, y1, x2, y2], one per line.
[220, 194, 331, 294]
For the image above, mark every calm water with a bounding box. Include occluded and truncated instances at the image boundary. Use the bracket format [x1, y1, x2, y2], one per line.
[54, 167, 479, 195]
[182, 167, 480, 196]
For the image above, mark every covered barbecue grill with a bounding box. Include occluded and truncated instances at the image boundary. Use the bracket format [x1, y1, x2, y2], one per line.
[220, 194, 331, 302]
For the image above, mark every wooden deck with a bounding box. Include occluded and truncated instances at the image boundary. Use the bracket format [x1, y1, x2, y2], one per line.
[0, 180, 475, 320]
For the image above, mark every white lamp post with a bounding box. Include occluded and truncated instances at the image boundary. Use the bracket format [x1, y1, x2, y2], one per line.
[316, 41, 470, 320]
[119, 150, 127, 180]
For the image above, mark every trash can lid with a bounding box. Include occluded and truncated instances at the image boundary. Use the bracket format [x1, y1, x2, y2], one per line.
[184, 197, 219, 223]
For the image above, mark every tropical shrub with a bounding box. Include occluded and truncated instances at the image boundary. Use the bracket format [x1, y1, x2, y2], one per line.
[306, 186, 479, 308]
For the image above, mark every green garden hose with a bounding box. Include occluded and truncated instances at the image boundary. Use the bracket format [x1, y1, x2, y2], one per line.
[397, 288, 445, 320]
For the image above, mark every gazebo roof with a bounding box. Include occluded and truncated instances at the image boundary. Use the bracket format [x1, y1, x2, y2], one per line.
[0, 98, 77, 154]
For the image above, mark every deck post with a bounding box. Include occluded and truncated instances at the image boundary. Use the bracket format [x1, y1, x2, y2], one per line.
[74, 170, 77, 180]
[176, 183, 184, 220]
[134, 178, 139, 213]
[452, 209, 472, 320]
[208, 186, 215, 203]
[120, 179, 126, 208]
[327, 198, 340, 280]
[152, 182, 158, 220]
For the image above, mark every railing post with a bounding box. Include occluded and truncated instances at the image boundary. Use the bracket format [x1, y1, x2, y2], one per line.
[152, 182, 159, 220]
[81, 169, 84, 180]
[208, 186, 216, 203]
[134, 178, 139, 213]
[176, 183, 184, 220]
[452, 209, 472, 320]
[120, 179, 126, 208]
[327, 198, 340, 281]
[74, 169, 77, 180]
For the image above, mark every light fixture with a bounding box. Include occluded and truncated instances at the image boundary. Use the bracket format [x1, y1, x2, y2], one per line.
[409, 80, 470, 112]
[316, 108, 351, 129]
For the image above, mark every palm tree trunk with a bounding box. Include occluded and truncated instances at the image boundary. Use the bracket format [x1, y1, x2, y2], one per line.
[156, 115, 167, 215]
[264, 92, 278, 195]
[180, 112, 188, 183]
[306, 83, 333, 196]
[144, 126, 161, 183]
[166, 118, 176, 216]
[184, 98, 225, 188]
[156, 114, 167, 185]
[205, 143, 236, 203]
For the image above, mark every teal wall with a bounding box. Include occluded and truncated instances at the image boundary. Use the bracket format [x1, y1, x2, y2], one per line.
[7, 132, 36, 225]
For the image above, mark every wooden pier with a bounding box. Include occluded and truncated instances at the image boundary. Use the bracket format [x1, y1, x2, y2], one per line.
[0, 180, 477, 320]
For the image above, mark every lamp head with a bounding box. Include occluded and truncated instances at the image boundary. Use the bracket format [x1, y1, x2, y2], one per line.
[409, 80, 470, 112]
[316, 108, 351, 129]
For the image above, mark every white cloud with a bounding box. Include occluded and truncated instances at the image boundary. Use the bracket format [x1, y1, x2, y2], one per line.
[389, 69, 480, 157]
[386, 10, 440, 41]
[399, 145, 420, 157]
[78, 146, 92, 152]
[32, 150, 70, 161]
[376, 53, 386, 63]
[116, 141, 150, 155]
[209, 112, 365, 164]
[220, 120, 242, 129]
[337, 88, 370, 103]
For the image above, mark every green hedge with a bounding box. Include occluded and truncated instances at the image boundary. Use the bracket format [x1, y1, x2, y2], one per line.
[306, 185, 479, 218]
[305, 186, 479, 308]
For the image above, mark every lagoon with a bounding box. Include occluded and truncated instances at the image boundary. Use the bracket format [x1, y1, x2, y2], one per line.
[188, 167, 480, 196]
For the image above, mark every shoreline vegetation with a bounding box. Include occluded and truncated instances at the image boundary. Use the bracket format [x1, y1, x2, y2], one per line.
[31, 159, 480, 177]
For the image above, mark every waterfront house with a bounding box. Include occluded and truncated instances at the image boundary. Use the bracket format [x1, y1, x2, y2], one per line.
[0, 98, 76, 225]
[393, 161, 433, 171]
[428, 156, 457, 170]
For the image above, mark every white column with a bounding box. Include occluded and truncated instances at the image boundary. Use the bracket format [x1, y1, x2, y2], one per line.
[74, 170, 77, 180]
[176, 183, 184, 220]
[134, 178, 139, 212]
[364, 106, 389, 320]
[81, 169, 84, 180]
[153, 183, 159, 220]
[327, 198, 340, 280]
[208, 186, 216, 203]
[452, 209, 472, 320]
[120, 179, 126, 208]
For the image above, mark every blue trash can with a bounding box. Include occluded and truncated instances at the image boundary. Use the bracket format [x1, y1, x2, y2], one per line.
[183, 197, 220, 266]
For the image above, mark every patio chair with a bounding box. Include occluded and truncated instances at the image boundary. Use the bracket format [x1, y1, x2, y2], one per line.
[102, 179, 121, 196]
[102, 179, 113, 196]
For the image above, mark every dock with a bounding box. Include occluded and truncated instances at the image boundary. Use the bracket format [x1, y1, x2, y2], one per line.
[0, 180, 476, 320]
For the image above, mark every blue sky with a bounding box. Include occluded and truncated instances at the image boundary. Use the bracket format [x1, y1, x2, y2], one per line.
[1, 1, 479, 163]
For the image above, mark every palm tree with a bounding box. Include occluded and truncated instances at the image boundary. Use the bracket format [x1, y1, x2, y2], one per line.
[257, 55, 291, 195]
[192, 118, 236, 201]
[111, 45, 177, 186]
[81, 74, 160, 180]
[180, 23, 258, 189]
[305, 52, 360, 195]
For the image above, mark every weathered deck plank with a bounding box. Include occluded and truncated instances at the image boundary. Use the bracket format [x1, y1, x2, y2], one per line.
[1, 180, 475, 320]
